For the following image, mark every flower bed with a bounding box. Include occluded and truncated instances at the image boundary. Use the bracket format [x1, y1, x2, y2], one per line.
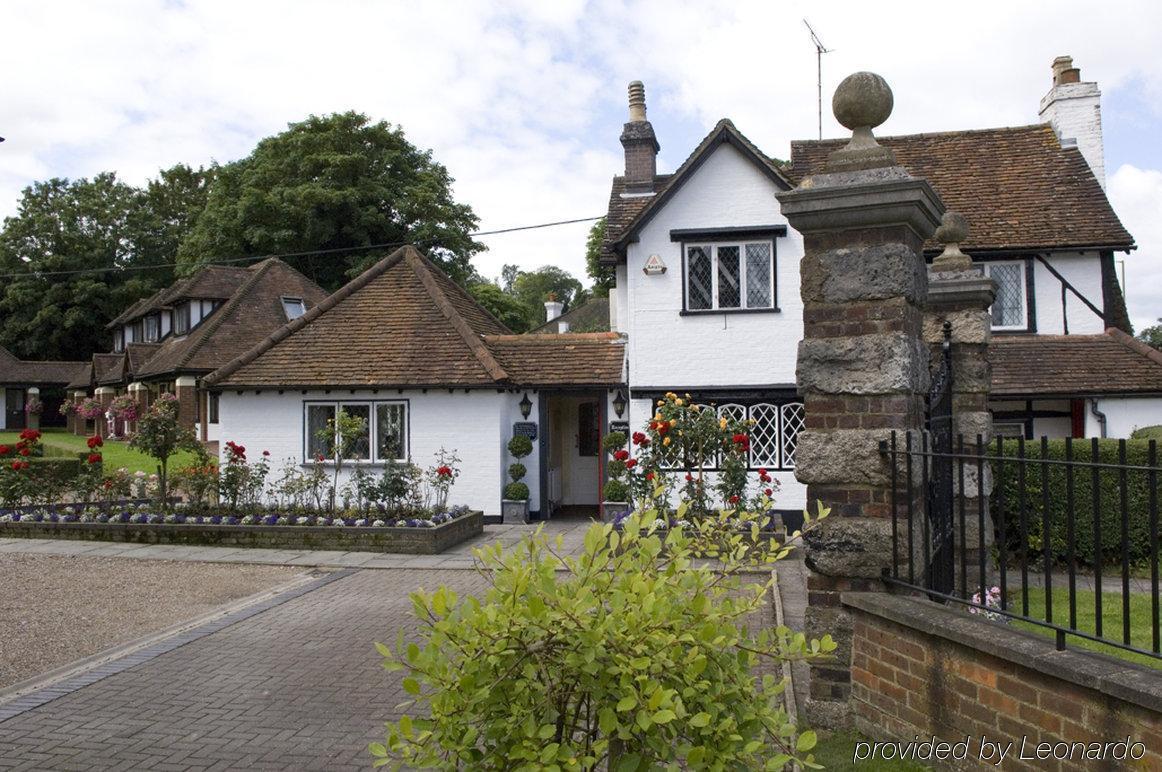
[0, 505, 483, 554]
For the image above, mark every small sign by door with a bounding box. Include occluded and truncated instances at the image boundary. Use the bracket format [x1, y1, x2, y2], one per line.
[608, 421, 630, 436]
[513, 421, 538, 441]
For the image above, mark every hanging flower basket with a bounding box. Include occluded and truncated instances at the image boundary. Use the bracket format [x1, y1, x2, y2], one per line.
[109, 394, 140, 422]
[76, 398, 104, 421]
[24, 398, 43, 416]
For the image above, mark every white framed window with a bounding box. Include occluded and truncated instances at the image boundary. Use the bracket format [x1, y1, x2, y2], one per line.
[984, 261, 1028, 330]
[282, 297, 306, 320]
[113, 328, 125, 352]
[173, 303, 191, 336]
[144, 315, 160, 342]
[304, 400, 409, 463]
[685, 241, 774, 312]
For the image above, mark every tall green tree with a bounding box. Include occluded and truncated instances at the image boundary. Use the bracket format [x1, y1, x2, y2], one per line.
[1138, 319, 1162, 351]
[177, 112, 482, 290]
[584, 217, 615, 297]
[467, 282, 533, 333]
[0, 166, 213, 361]
[512, 265, 586, 327]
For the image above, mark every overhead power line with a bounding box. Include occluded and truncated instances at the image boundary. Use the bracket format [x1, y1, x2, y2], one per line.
[0, 215, 604, 280]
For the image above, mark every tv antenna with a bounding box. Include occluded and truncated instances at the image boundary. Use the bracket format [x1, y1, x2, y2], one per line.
[804, 19, 833, 140]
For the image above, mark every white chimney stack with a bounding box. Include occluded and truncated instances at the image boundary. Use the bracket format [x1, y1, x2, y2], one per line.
[1039, 55, 1106, 189]
[544, 299, 564, 321]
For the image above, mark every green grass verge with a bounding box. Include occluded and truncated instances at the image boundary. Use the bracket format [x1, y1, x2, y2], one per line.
[0, 428, 199, 475]
[810, 730, 931, 770]
[1010, 587, 1161, 669]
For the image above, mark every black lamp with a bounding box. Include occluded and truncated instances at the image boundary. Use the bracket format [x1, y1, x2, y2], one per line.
[519, 392, 533, 419]
[612, 390, 627, 419]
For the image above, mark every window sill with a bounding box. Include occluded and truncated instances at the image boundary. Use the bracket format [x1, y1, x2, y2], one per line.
[300, 460, 405, 468]
[679, 307, 781, 317]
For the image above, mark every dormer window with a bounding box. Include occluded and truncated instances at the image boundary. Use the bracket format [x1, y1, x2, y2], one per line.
[144, 314, 160, 342]
[173, 303, 191, 336]
[282, 297, 306, 320]
[113, 328, 124, 352]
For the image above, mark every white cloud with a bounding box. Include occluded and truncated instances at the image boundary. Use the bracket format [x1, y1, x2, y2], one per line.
[1, 0, 1160, 287]
[1108, 164, 1162, 330]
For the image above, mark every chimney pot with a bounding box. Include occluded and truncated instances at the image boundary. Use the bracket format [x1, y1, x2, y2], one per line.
[628, 80, 647, 122]
[544, 300, 564, 322]
[1051, 55, 1080, 86]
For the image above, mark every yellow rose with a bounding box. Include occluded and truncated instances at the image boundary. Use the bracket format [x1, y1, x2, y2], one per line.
[674, 398, 684, 407]
[719, 417, 728, 429]
[654, 413, 663, 422]
[669, 418, 677, 427]
[662, 436, 671, 446]
[657, 400, 664, 407]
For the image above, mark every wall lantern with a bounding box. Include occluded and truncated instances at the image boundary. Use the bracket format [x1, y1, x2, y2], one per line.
[519, 392, 533, 419]
[612, 390, 627, 419]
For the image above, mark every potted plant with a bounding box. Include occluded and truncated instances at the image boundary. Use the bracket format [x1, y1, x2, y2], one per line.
[601, 431, 631, 522]
[501, 434, 532, 524]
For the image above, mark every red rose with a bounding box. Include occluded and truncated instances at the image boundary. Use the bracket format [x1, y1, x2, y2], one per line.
[657, 423, 669, 435]
[19, 448, 30, 457]
[685, 473, 694, 481]
[729, 495, 740, 504]
[262, 450, 270, 456]
[10, 461, 20, 471]
[19, 429, 39, 441]
[639, 437, 650, 447]
[315, 454, 325, 462]
[645, 472, 655, 481]
[764, 488, 773, 497]
[103, 479, 113, 489]
[436, 465, 453, 477]
[613, 449, 629, 461]
[625, 458, 637, 469]
[87, 435, 104, 449]
[632, 432, 647, 445]
[0, 445, 9, 456]
[87, 453, 102, 465]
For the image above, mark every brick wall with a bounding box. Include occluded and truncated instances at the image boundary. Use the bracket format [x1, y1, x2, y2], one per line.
[846, 593, 1162, 770]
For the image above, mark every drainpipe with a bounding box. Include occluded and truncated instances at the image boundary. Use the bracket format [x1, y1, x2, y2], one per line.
[1088, 398, 1108, 439]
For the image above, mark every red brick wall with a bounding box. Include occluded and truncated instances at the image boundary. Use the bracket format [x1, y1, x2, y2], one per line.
[848, 597, 1162, 770]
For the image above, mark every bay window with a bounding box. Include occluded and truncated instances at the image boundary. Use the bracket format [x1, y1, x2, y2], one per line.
[304, 400, 408, 463]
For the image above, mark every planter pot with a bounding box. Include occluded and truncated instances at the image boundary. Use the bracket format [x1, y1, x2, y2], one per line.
[602, 500, 630, 523]
[501, 499, 530, 524]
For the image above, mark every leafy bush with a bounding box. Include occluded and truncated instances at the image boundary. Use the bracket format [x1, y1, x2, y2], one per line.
[507, 434, 533, 460]
[373, 502, 833, 768]
[503, 481, 529, 501]
[507, 463, 527, 482]
[1131, 425, 1162, 441]
[993, 438, 1161, 566]
[602, 479, 628, 502]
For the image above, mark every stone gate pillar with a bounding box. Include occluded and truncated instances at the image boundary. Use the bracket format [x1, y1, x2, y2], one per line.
[25, 387, 40, 431]
[776, 72, 944, 727]
[925, 213, 996, 592]
[95, 386, 115, 439]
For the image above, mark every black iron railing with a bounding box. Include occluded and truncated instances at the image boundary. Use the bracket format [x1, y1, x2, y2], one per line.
[881, 432, 1161, 662]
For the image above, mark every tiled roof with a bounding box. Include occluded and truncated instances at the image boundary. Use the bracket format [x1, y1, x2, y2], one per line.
[0, 347, 87, 386]
[601, 119, 792, 264]
[93, 353, 126, 386]
[66, 363, 93, 391]
[126, 342, 161, 374]
[486, 333, 625, 386]
[207, 246, 627, 390]
[530, 298, 610, 334]
[788, 124, 1133, 253]
[106, 266, 255, 328]
[991, 329, 1162, 397]
[134, 259, 328, 379]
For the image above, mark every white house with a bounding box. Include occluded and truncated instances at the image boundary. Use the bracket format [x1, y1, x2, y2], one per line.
[208, 55, 1161, 520]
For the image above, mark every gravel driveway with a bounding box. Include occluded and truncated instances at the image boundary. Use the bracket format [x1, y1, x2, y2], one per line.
[0, 554, 301, 689]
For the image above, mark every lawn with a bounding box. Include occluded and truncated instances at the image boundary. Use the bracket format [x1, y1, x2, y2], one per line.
[1011, 587, 1161, 669]
[0, 428, 199, 475]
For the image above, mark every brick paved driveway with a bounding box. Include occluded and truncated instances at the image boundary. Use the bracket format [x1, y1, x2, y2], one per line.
[0, 569, 490, 771]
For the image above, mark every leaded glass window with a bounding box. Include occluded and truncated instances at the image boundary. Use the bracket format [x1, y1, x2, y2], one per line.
[687, 246, 713, 310]
[376, 403, 407, 461]
[306, 401, 408, 463]
[745, 244, 772, 308]
[342, 405, 371, 461]
[684, 241, 775, 311]
[986, 262, 1026, 329]
[306, 404, 335, 460]
[717, 246, 741, 308]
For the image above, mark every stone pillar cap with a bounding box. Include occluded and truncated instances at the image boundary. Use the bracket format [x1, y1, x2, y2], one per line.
[827, 72, 897, 172]
[931, 211, 973, 271]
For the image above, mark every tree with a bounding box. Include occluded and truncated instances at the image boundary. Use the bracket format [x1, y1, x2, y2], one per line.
[499, 264, 519, 292]
[466, 282, 529, 333]
[511, 265, 585, 327]
[0, 166, 212, 361]
[129, 393, 201, 511]
[317, 407, 369, 512]
[1137, 319, 1162, 351]
[584, 217, 615, 297]
[177, 112, 482, 290]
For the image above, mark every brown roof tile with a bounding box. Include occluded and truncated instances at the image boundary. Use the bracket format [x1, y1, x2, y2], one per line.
[530, 298, 611, 334]
[486, 333, 625, 386]
[93, 353, 127, 385]
[788, 124, 1133, 253]
[207, 246, 627, 390]
[0, 346, 88, 386]
[134, 259, 328, 379]
[991, 329, 1162, 397]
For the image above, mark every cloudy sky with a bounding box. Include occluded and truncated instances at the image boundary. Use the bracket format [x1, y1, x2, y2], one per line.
[2, 0, 1160, 327]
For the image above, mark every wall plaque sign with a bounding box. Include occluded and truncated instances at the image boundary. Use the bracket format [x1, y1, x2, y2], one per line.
[642, 254, 667, 275]
[513, 422, 538, 440]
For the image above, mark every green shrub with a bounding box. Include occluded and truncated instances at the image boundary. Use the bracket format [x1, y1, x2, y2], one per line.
[503, 481, 529, 501]
[992, 438, 1161, 566]
[372, 504, 833, 768]
[507, 463, 527, 482]
[1131, 425, 1162, 441]
[602, 431, 627, 452]
[602, 479, 628, 502]
[507, 435, 533, 460]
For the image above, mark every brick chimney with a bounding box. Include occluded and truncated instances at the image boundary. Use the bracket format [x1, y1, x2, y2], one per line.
[1039, 55, 1105, 189]
[620, 80, 660, 192]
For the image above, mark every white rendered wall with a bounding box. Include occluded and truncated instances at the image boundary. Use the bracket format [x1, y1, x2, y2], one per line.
[1039, 81, 1105, 188]
[613, 264, 629, 334]
[1031, 252, 1106, 335]
[625, 142, 803, 389]
[219, 389, 509, 516]
[1086, 397, 1162, 439]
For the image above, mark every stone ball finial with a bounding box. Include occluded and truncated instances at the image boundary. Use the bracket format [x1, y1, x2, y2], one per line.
[832, 72, 893, 132]
[935, 211, 969, 245]
[932, 211, 973, 271]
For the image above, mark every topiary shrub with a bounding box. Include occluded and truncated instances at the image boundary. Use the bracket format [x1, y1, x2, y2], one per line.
[373, 502, 833, 768]
[503, 434, 533, 501]
[602, 479, 628, 503]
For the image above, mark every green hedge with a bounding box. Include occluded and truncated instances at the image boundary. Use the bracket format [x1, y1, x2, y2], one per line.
[28, 455, 88, 484]
[992, 438, 1160, 567]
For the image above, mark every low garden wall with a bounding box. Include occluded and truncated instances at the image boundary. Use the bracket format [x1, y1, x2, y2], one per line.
[844, 592, 1162, 770]
[0, 509, 483, 554]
